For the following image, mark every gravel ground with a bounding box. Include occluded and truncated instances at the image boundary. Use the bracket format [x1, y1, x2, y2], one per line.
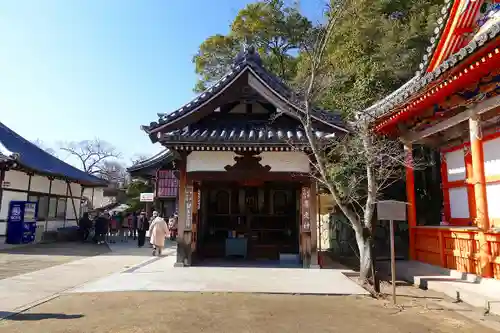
[0, 292, 498, 333]
[0, 242, 109, 280]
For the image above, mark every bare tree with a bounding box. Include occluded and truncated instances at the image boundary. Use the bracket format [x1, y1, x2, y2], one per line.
[130, 154, 150, 166]
[99, 160, 129, 187]
[59, 139, 121, 175]
[291, 0, 427, 284]
[32, 139, 58, 157]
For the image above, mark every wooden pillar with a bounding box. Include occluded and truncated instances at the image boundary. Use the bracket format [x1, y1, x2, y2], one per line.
[404, 144, 417, 260]
[310, 182, 319, 268]
[191, 183, 199, 255]
[0, 169, 6, 218]
[153, 169, 160, 212]
[44, 177, 53, 232]
[469, 114, 493, 278]
[175, 155, 193, 266]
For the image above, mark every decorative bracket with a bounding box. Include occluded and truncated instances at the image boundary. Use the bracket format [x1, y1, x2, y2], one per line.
[224, 152, 271, 172]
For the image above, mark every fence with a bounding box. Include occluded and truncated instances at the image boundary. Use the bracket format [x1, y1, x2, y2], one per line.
[414, 226, 500, 279]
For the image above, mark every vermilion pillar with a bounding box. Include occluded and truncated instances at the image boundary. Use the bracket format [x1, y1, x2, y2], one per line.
[469, 114, 492, 278]
[404, 144, 418, 260]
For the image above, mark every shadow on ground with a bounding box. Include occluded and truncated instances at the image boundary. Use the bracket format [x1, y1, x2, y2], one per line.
[0, 312, 83, 321]
[0, 242, 110, 256]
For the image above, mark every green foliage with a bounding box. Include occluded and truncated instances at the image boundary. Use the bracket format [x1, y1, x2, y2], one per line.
[193, 34, 239, 92]
[309, 0, 442, 116]
[192, 0, 313, 92]
[124, 180, 153, 213]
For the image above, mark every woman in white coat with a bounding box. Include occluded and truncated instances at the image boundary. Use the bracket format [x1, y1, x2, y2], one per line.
[148, 211, 169, 256]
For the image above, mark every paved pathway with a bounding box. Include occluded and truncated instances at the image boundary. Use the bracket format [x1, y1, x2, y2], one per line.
[0, 242, 109, 280]
[0, 240, 173, 319]
[70, 254, 368, 295]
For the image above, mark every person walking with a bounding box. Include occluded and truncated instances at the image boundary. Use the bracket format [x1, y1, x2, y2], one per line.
[78, 212, 92, 242]
[168, 213, 178, 241]
[137, 211, 148, 248]
[94, 212, 109, 245]
[109, 213, 118, 243]
[131, 212, 138, 240]
[120, 212, 129, 242]
[148, 211, 169, 256]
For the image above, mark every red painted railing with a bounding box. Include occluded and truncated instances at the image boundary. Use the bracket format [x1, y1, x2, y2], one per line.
[414, 226, 500, 279]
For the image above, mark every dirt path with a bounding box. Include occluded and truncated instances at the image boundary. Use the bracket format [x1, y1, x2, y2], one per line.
[0, 292, 497, 333]
[0, 243, 109, 280]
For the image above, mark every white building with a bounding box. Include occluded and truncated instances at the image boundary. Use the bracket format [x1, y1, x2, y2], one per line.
[0, 122, 107, 237]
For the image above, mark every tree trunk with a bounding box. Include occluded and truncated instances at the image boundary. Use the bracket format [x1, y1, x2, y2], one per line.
[356, 228, 373, 281]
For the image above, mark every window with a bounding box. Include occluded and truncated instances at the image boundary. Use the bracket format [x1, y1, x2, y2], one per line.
[37, 196, 49, 220]
[57, 198, 66, 219]
[49, 197, 57, 218]
[157, 170, 178, 198]
[27, 194, 68, 220]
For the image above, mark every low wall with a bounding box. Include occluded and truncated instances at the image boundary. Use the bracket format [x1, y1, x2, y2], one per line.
[414, 226, 500, 279]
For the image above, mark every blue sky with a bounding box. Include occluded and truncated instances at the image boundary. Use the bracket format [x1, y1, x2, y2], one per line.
[1, 0, 325, 167]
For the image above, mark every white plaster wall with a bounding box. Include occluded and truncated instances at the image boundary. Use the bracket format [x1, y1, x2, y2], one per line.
[45, 220, 77, 231]
[445, 149, 466, 182]
[186, 151, 310, 173]
[187, 151, 235, 172]
[68, 182, 82, 198]
[483, 137, 500, 177]
[2, 170, 29, 190]
[260, 152, 310, 173]
[51, 179, 68, 196]
[66, 198, 81, 220]
[30, 175, 50, 193]
[486, 183, 500, 220]
[0, 169, 85, 235]
[83, 187, 111, 209]
[449, 187, 470, 218]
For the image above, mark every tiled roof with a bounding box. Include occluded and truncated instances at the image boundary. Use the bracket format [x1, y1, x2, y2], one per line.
[0, 153, 14, 165]
[415, 0, 454, 75]
[367, 2, 500, 119]
[0, 142, 15, 165]
[160, 125, 335, 146]
[0, 122, 107, 186]
[143, 46, 346, 133]
[127, 149, 175, 173]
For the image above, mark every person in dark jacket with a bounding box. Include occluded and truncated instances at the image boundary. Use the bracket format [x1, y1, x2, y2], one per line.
[132, 212, 138, 240]
[78, 212, 92, 242]
[94, 212, 110, 245]
[137, 211, 148, 247]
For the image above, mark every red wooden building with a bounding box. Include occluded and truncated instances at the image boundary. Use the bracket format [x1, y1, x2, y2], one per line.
[370, 0, 500, 279]
[127, 149, 178, 217]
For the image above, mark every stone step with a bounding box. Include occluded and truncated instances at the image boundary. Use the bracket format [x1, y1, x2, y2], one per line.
[380, 260, 500, 316]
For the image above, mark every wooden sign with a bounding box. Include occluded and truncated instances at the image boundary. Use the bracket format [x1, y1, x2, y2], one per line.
[376, 199, 408, 305]
[300, 186, 311, 232]
[185, 185, 193, 230]
[140, 193, 154, 202]
[376, 200, 407, 221]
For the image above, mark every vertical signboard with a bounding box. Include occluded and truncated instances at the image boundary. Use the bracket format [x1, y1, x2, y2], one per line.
[184, 185, 193, 230]
[300, 186, 311, 232]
